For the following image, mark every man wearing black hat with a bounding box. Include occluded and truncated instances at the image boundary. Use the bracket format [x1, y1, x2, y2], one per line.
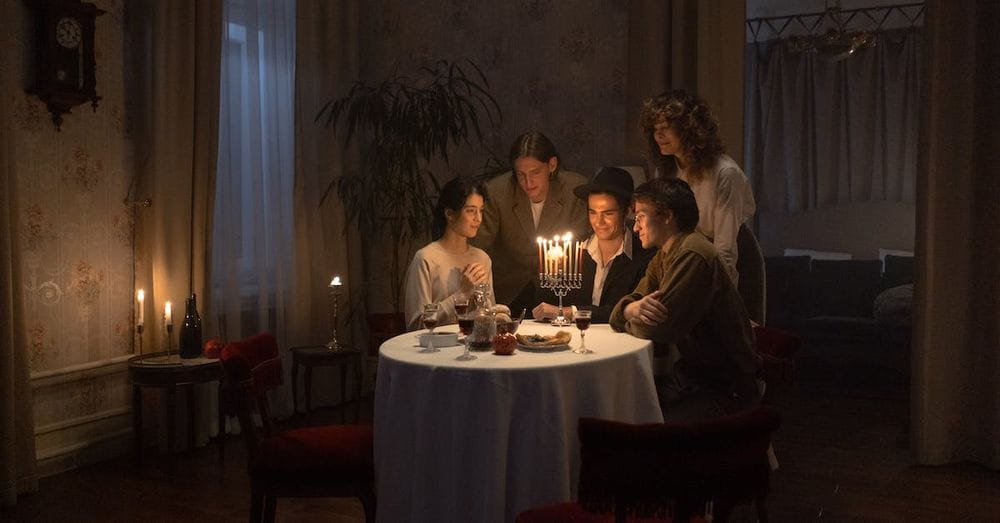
[532, 167, 657, 323]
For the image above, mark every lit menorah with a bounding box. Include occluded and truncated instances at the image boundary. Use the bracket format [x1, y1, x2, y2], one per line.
[537, 233, 583, 327]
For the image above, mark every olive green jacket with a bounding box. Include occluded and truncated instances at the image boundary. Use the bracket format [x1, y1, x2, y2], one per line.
[610, 232, 761, 386]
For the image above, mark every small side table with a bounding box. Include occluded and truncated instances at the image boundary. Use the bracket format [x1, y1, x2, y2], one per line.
[290, 345, 363, 422]
[128, 352, 225, 474]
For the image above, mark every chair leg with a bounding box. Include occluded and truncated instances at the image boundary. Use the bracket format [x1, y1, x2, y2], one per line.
[756, 495, 769, 523]
[263, 495, 277, 523]
[340, 363, 348, 424]
[354, 357, 363, 423]
[360, 489, 377, 523]
[305, 366, 313, 422]
[250, 490, 264, 523]
[217, 383, 226, 472]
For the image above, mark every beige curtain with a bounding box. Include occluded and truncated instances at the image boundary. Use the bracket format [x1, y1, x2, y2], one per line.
[0, 2, 38, 501]
[291, 1, 364, 352]
[912, 0, 1000, 469]
[126, 0, 221, 445]
[130, 0, 222, 333]
[626, 0, 746, 167]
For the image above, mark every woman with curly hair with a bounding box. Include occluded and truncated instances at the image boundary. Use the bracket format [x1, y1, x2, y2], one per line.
[639, 89, 765, 324]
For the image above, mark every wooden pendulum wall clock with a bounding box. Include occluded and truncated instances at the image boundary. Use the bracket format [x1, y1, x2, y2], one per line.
[24, 0, 106, 130]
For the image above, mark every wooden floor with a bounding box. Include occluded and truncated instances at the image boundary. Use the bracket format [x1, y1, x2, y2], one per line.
[4, 355, 1000, 522]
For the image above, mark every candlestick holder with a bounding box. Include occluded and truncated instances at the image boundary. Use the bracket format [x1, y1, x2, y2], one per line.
[166, 323, 175, 360]
[539, 269, 582, 326]
[135, 324, 144, 355]
[326, 285, 344, 352]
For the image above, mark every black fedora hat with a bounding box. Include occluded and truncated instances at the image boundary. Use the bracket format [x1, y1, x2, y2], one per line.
[573, 166, 634, 202]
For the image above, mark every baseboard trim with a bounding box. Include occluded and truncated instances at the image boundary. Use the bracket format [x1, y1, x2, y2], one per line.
[34, 407, 131, 436]
[35, 427, 133, 478]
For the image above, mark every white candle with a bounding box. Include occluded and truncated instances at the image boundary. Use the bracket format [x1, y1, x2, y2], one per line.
[547, 245, 559, 275]
[330, 275, 342, 287]
[545, 240, 555, 274]
[562, 233, 571, 273]
[537, 237, 544, 274]
[164, 301, 172, 325]
[136, 289, 145, 326]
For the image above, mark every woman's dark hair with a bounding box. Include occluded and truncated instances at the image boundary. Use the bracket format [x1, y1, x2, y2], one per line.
[632, 178, 699, 233]
[639, 89, 724, 178]
[432, 177, 489, 239]
[508, 131, 560, 179]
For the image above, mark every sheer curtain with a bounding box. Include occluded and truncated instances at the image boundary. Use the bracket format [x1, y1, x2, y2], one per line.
[213, 0, 295, 407]
[745, 29, 921, 213]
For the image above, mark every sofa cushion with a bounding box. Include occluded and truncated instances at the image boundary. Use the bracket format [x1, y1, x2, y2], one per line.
[882, 255, 914, 290]
[799, 316, 881, 340]
[874, 284, 913, 326]
[253, 424, 374, 481]
[764, 256, 811, 327]
[807, 259, 882, 318]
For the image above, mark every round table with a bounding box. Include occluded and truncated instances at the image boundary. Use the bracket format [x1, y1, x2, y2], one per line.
[128, 352, 224, 474]
[374, 323, 663, 523]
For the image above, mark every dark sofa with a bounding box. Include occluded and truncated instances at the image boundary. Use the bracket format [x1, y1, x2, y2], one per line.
[765, 255, 914, 344]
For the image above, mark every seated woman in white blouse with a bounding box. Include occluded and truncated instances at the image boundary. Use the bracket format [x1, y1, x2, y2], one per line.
[403, 177, 494, 331]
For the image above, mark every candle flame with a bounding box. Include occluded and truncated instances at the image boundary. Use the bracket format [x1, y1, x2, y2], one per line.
[137, 289, 145, 301]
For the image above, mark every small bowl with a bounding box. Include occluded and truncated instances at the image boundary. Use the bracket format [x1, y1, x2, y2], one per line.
[418, 332, 459, 347]
[496, 320, 521, 335]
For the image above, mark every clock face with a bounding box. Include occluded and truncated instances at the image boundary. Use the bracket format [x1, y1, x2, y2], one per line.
[55, 17, 82, 49]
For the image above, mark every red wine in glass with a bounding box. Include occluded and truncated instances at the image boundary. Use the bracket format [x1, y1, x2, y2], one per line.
[423, 317, 438, 331]
[575, 316, 591, 331]
[454, 303, 469, 316]
[457, 316, 475, 336]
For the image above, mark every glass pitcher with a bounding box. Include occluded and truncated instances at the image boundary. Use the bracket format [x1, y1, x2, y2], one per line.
[468, 283, 495, 349]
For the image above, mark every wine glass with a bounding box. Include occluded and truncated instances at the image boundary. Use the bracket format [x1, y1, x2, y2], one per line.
[454, 294, 469, 317]
[420, 303, 441, 353]
[456, 313, 477, 361]
[573, 310, 593, 354]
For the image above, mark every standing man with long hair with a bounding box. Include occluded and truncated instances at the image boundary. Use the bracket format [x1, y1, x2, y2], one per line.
[473, 132, 589, 316]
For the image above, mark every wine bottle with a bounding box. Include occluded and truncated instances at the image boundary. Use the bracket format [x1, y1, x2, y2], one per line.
[179, 293, 203, 358]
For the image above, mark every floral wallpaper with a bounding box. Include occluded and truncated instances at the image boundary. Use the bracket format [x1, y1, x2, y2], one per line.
[11, 0, 135, 378]
[359, 0, 632, 177]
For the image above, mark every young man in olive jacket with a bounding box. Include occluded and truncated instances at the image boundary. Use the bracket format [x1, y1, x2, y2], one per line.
[610, 178, 761, 422]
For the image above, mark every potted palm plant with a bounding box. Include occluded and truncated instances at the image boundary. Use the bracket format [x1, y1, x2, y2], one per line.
[316, 59, 502, 342]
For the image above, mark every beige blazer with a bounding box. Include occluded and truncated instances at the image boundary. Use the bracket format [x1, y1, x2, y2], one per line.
[472, 170, 590, 305]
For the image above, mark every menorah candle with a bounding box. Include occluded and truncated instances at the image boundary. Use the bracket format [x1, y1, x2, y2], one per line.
[537, 237, 544, 273]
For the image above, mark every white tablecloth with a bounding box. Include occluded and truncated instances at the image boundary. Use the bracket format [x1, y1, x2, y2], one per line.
[374, 323, 663, 523]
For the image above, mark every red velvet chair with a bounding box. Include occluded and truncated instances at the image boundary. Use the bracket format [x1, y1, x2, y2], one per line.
[220, 332, 375, 522]
[516, 406, 782, 523]
[753, 325, 802, 404]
